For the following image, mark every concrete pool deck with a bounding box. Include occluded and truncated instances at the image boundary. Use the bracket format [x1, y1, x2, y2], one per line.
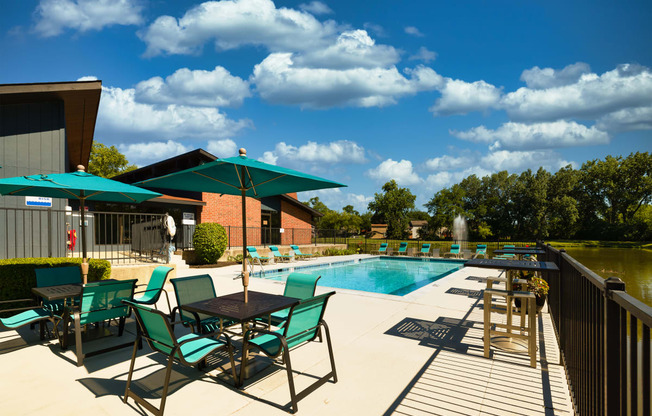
[0, 254, 573, 415]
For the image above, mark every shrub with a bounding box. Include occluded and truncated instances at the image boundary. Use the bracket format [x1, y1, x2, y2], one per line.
[322, 248, 357, 256]
[193, 222, 228, 264]
[0, 257, 110, 303]
[228, 254, 244, 264]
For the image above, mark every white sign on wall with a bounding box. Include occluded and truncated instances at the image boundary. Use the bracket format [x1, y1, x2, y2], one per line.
[25, 196, 52, 207]
[182, 212, 196, 225]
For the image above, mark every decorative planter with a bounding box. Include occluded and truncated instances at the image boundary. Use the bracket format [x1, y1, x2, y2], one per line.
[514, 294, 546, 314]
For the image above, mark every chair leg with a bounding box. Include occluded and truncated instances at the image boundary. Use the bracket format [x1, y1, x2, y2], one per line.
[321, 321, 338, 383]
[226, 342, 238, 387]
[118, 316, 126, 337]
[74, 312, 84, 367]
[283, 347, 299, 413]
[239, 340, 249, 387]
[124, 339, 139, 403]
[158, 355, 175, 415]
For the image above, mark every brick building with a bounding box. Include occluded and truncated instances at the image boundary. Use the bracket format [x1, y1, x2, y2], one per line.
[114, 149, 323, 248]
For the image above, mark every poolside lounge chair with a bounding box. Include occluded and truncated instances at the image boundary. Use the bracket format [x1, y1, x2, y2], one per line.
[240, 292, 337, 413]
[473, 244, 487, 259]
[290, 244, 316, 259]
[170, 274, 236, 334]
[247, 246, 270, 266]
[123, 301, 237, 416]
[395, 242, 408, 256]
[269, 246, 293, 262]
[444, 244, 461, 258]
[415, 243, 431, 257]
[258, 272, 322, 327]
[132, 266, 173, 314]
[62, 279, 137, 366]
[0, 299, 61, 340]
[373, 243, 389, 255]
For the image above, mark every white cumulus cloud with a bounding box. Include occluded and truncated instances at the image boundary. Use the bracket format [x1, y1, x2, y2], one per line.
[292, 30, 400, 69]
[299, 1, 333, 15]
[404, 26, 424, 37]
[260, 140, 367, 167]
[430, 78, 502, 116]
[424, 155, 474, 171]
[596, 106, 652, 132]
[366, 159, 422, 186]
[501, 64, 652, 122]
[135, 66, 251, 108]
[409, 46, 437, 63]
[119, 140, 192, 166]
[34, 0, 143, 37]
[452, 120, 610, 150]
[520, 62, 591, 89]
[252, 53, 442, 108]
[139, 0, 338, 56]
[207, 139, 238, 158]
[480, 150, 573, 172]
[96, 86, 252, 140]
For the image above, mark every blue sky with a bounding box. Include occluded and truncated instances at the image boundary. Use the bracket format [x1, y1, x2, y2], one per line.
[1, 0, 651, 212]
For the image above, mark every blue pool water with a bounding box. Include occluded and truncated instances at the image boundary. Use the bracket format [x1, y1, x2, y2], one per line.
[260, 257, 465, 296]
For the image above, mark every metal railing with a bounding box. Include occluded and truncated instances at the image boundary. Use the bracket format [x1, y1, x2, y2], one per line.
[541, 244, 651, 416]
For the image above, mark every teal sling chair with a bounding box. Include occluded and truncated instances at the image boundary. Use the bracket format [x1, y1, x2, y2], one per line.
[123, 301, 237, 416]
[241, 291, 338, 413]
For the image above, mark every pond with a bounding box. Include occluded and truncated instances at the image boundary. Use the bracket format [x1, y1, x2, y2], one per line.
[563, 247, 652, 307]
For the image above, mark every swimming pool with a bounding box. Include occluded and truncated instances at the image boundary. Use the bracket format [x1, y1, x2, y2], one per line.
[259, 257, 465, 296]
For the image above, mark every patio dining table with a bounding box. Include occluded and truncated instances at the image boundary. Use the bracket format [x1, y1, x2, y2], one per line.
[181, 290, 300, 382]
[494, 248, 545, 259]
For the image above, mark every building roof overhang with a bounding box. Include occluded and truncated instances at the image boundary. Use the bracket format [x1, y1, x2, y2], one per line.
[0, 81, 102, 172]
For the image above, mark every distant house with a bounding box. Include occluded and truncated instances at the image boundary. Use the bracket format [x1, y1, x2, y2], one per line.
[370, 223, 388, 239]
[410, 220, 428, 239]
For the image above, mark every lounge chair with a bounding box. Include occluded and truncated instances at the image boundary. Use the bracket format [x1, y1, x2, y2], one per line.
[269, 245, 293, 262]
[132, 266, 173, 314]
[444, 244, 461, 258]
[373, 243, 388, 255]
[415, 243, 431, 257]
[62, 279, 137, 366]
[170, 274, 236, 334]
[395, 242, 408, 256]
[290, 244, 315, 259]
[247, 246, 270, 266]
[258, 272, 321, 327]
[474, 244, 487, 259]
[0, 299, 60, 341]
[123, 301, 237, 416]
[240, 292, 337, 413]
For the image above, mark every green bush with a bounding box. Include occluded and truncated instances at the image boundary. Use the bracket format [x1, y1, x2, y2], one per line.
[228, 254, 244, 264]
[0, 257, 111, 303]
[193, 222, 228, 264]
[322, 248, 357, 256]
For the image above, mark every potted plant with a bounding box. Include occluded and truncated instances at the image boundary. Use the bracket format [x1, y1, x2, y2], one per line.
[516, 271, 549, 313]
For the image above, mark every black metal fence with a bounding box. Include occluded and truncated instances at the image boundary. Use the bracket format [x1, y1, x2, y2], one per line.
[541, 244, 651, 416]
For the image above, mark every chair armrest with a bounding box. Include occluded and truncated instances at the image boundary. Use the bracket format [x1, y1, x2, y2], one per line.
[177, 328, 233, 347]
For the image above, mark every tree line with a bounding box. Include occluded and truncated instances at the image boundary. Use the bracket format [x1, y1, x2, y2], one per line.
[307, 152, 651, 241]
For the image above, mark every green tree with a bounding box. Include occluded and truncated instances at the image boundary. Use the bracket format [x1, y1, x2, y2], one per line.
[424, 184, 466, 238]
[368, 180, 416, 239]
[512, 168, 550, 239]
[88, 142, 137, 178]
[547, 165, 581, 238]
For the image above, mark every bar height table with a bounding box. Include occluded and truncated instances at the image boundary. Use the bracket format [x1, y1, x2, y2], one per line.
[465, 258, 559, 353]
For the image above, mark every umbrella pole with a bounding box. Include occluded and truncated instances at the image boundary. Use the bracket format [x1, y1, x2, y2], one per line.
[80, 194, 89, 284]
[241, 188, 248, 303]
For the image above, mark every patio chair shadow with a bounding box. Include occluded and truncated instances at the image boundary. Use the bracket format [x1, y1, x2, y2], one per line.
[385, 316, 475, 353]
[444, 287, 484, 298]
[0, 325, 50, 354]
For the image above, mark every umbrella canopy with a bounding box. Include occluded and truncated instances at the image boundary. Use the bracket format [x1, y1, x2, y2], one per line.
[137, 148, 346, 302]
[0, 166, 162, 281]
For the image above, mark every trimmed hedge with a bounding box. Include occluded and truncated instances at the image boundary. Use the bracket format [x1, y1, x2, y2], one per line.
[0, 257, 111, 302]
[193, 222, 228, 264]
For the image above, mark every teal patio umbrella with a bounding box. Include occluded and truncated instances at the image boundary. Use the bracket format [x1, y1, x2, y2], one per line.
[0, 165, 162, 282]
[137, 148, 346, 302]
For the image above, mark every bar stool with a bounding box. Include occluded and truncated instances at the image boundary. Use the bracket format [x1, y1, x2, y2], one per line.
[483, 288, 537, 368]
